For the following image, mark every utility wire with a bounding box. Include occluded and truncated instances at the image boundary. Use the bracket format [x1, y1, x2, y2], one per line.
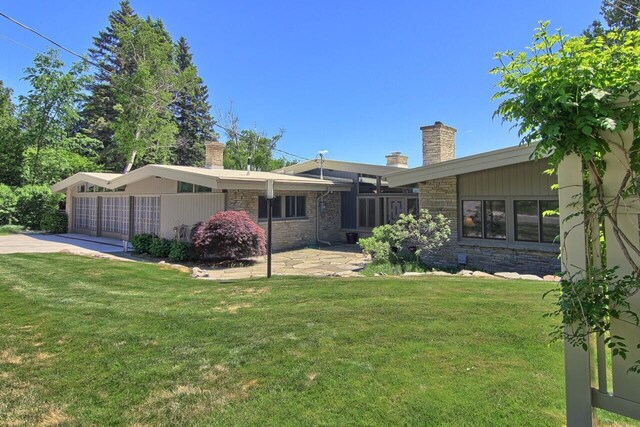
[0, 10, 313, 163]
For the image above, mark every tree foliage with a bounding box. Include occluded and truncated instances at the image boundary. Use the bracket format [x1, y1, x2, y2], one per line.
[223, 129, 294, 171]
[171, 36, 216, 166]
[18, 49, 90, 184]
[0, 81, 21, 186]
[492, 23, 640, 372]
[585, 0, 640, 38]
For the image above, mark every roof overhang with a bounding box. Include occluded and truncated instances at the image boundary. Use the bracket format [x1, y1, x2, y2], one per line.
[385, 144, 542, 187]
[52, 165, 351, 193]
[275, 159, 405, 177]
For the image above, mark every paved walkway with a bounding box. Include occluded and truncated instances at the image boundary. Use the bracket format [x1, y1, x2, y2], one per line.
[0, 233, 128, 255]
[203, 245, 367, 280]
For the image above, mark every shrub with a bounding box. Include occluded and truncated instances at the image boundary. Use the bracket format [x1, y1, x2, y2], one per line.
[41, 210, 68, 233]
[359, 209, 451, 265]
[169, 241, 192, 262]
[0, 184, 17, 225]
[193, 210, 266, 260]
[131, 233, 155, 254]
[0, 224, 23, 235]
[358, 224, 398, 262]
[14, 185, 63, 229]
[149, 237, 172, 258]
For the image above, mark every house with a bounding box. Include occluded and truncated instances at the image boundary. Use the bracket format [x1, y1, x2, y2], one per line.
[51, 142, 351, 251]
[274, 154, 419, 233]
[384, 122, 560, 276]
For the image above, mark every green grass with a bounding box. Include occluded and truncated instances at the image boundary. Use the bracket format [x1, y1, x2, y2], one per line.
[0, 253, 637, 426]
[0, 224, 24, 235]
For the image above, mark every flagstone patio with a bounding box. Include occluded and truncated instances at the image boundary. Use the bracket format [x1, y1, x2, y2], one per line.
[203, 245, 367, 280]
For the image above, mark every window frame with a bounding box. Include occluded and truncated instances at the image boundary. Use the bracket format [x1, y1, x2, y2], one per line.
[284, 195, 306, 218]
[460, 196, 559, 248]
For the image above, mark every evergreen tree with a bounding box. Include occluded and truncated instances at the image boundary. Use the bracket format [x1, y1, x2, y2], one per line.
[171, 36, 216, 166]
[83, 0, 137, 170]
[0, 81, 21, 186]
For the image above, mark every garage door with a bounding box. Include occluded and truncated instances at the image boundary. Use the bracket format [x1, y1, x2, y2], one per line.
[133, 196, 160, 236]
[73, 197, 97, 233]
[100, 196, 130, 239]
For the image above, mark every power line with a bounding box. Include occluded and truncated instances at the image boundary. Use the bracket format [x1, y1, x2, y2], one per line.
[0, 32, 38, 52]
[0, 10, 315, 163]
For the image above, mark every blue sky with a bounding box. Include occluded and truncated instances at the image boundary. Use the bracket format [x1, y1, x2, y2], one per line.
[1, 1, 601, 166]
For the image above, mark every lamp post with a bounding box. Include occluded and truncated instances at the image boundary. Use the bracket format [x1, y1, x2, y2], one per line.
[266, 179, 274, 278]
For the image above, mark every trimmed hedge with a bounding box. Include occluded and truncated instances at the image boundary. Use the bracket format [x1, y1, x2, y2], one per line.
[41, 210, 68, 233]
[0, 184, 17, 225]
[131, 233, 155, 254]
[14, 185, 62, 229]
[149, 237, 173, 258]
[168, 241, 192, 262]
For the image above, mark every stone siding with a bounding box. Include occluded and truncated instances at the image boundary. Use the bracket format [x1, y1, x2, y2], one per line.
[226, 190, 343, 251]
[418, 178, 561, 276]
[421, 122, 456, 165]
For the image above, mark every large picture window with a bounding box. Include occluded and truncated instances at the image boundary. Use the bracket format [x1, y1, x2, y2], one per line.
[73, 197, 97, 231]
[285, 195, 306, 218]
[514, 200, 559, 243]
[461, 200, 506, 240]
[133, 196, 160, 235]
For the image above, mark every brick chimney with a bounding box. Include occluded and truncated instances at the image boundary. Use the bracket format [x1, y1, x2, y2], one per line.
[204, 141, 225, 169]
[421, 121, 456, 166]
[385, 151, 409, 168]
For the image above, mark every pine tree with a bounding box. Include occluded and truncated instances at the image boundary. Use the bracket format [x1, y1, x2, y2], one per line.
[82, 0, 137, 171]
[171, 36, 215, 166]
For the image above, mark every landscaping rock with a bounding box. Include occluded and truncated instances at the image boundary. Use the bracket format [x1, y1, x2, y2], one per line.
[494, 272, 522, 280]
[191, 267, 209, 278]
[374, 272, 387, 277]
[403, 272, 426, 276]
[543, 275, 561, 282]
[471, 271, 498, 279]
[457, 269, 473, 276]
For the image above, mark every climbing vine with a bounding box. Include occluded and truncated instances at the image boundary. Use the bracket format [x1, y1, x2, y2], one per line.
[492, 22, 640, 372]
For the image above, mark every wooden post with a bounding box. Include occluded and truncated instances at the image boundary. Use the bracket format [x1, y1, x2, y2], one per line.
[558, 154, 596, 426]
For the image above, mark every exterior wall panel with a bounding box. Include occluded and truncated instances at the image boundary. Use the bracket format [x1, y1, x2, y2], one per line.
[159, 193, 225, 239]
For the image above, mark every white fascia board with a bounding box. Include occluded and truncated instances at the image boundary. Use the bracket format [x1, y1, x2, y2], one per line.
[108, 165, 219, 189]
[385, 145, 539, 187]
[51, 173, 113, 193]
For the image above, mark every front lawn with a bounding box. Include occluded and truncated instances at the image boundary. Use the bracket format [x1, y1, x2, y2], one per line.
[0, 254, 636, 426]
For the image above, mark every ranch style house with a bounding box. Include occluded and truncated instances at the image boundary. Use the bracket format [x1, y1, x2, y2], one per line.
[52, 121, 560, 275]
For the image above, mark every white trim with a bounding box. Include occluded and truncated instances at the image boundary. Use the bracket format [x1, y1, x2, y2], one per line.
[274, 159, 406, 177]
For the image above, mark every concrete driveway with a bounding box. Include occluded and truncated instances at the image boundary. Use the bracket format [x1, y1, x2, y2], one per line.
[0, 233, 128, 255]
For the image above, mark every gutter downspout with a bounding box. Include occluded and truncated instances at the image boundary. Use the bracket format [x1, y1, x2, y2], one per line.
[316, 187, 332, 246]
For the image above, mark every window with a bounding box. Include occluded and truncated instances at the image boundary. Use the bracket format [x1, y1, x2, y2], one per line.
[514, 200, 559, 243]
[462, 200, 506, 240]
[78, 184, 86, 193]
[484, 200, 506, 240]
[514, 200, 539, 242]
[462, 200, 483, 238]
[285, 196, 306, 218]
[195, 185, 212, 193]
[540, 200, 560, 243]
[358, 174, 378, 194]
[258, 196, 282, 219]
[358, 198, 377, 228]
[407, 198, 418, 216]
[178, 182, 193, 193]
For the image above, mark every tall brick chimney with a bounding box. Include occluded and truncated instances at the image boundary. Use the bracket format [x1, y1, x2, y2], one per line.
[385, 151, 409, 168]
[421, 121, 456, 166]
[204, 141, 225, 169]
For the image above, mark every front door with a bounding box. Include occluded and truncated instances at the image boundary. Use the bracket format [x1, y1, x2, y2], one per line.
[388, 198, 405, 223]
